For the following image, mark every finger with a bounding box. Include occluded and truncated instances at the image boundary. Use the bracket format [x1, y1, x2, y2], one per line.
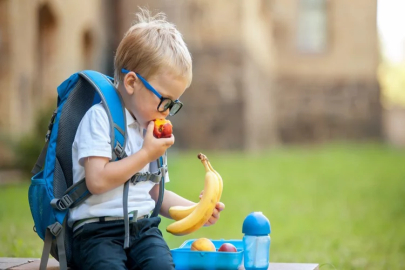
[160, 136, 175, 146]
[204, 218, 214, 227]
[207, 216, 217, 225]
[146, 121, 155, 136]
[212, 208, 219, 219]
[216, 202, 225, 211]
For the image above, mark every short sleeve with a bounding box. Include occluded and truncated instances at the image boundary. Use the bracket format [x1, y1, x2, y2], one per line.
[73, 104, 112, 166]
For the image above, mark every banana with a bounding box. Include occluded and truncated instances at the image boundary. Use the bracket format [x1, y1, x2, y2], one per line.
[168, 154, 223, 221]
[166, 153, 219, 235]
[169, 204, 196, 221]
[207, 158, 223, 201]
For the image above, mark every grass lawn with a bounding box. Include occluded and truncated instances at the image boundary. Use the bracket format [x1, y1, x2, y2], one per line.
[0, 143, 404, 269]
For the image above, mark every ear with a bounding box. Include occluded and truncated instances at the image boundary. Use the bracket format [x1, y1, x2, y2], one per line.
[123, 71, 139, 95]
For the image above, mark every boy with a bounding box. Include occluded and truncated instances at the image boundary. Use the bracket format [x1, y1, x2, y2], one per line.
[69, 8, 225, 270]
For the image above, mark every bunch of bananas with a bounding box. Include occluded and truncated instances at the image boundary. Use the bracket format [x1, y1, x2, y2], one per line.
[166, 153, 223, 236]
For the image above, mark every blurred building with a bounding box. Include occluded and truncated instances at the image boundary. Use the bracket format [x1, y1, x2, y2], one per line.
[0, 0, 115, 164]
[271, 0, 381, 144]
[0, 0, 115, 135]
[120, 0, 382, 150]
[0, 0, 381, 157]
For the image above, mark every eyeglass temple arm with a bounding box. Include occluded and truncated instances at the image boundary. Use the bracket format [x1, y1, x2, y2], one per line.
[121, 68, 162, 99]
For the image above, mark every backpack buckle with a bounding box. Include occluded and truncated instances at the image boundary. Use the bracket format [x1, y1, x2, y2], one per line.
[51, 194, 73, 210]
[60, 194, 73, 209]
[114, 142, 126, 160]
[130, 173, 148, 184]
[48, 222, 62, 236]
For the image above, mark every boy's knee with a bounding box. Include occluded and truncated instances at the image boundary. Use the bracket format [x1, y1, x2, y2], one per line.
[87, 259, 126, 270]
[131, 242, 175, 270]
[143, 258, 175, 270]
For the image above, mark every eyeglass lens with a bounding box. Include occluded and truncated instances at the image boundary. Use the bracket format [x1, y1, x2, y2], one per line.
[160, 99, 172, 111]
[158, 99, 182, 116]
[170, 103, 181, 116]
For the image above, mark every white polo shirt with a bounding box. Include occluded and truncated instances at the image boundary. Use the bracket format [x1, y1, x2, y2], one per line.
[68, 103, 169, 227]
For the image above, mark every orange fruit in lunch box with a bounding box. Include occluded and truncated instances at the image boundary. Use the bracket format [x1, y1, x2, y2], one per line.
[190, 238, 216, 251]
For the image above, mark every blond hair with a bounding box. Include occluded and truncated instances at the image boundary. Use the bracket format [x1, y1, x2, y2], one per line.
[114, 8, 192, 87]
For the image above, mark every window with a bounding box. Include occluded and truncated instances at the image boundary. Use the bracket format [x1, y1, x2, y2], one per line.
[297, 0, 328, 53]
[37, 3, 57, 103]
[82, 30, 94, 69]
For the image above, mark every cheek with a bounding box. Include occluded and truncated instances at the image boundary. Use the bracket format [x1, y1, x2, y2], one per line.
[137, 96, 159, 117]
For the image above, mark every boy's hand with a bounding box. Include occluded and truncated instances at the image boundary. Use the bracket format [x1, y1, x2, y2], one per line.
[204, 202, 225, 227]
[142, 121, 174, 161]
[198, 190, 225, 226]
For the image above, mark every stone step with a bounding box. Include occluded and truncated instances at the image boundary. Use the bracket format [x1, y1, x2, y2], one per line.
[0, 258, 319, 270]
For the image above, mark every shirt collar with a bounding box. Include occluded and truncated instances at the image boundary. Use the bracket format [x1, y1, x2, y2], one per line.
[125, 109, 139, 128]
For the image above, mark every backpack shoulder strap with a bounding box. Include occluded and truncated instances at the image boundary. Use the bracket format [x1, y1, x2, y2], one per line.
[80, 71, 137, 249]
[79, 70, 127, 160]
[150, 154, 167, 217]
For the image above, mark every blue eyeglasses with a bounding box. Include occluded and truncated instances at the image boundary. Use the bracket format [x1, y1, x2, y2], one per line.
[121, 68, 183, 116]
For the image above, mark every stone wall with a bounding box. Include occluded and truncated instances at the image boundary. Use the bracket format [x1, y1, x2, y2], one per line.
[0, 0, 114, 136]
[275, 78, 382, 143]
[270, 0, 382, 144]
[172, 46, 245, 150]
[0, 0, 11, 134]
[271, 0, 379, 81]
[0, 0, 115, 166]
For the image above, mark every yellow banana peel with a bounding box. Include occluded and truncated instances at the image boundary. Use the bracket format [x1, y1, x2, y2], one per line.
[207, 158, 223, 201]
[168, 154, 223, 221]
[166, 153, 220, 235]
[168, 204, 196, 221]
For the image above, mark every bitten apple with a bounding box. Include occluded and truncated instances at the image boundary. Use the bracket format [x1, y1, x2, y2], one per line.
[153, 119, 172, 138]
[218, 243, 237, 252]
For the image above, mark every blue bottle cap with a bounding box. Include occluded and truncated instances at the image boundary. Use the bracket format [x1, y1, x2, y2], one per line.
[242, 212, 271, 236]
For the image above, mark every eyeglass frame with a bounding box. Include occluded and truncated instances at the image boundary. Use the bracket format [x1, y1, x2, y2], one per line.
[121, 68, 183, 116]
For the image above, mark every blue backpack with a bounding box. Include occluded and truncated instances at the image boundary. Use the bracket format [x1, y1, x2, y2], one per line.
[28, 70, 166, 270]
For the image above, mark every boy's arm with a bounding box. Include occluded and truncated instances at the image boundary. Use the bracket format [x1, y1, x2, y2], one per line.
[84, 149, 149, 194]
[150, 185, 225, 226]
[149, 184, 195, 219]
[85, 122, 174, 195]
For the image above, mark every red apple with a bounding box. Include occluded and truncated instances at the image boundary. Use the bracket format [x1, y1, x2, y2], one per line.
[218, 243, 237, 252]
[153, 119, 172, 138]
[161, 122, 172, 138]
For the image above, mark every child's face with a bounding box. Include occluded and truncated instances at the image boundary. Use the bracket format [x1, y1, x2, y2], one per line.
[124, 69, 188, 129]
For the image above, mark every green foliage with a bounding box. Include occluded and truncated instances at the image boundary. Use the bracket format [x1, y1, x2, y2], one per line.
[1, 143, 405, 269]
[2, 107, 55, 175]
